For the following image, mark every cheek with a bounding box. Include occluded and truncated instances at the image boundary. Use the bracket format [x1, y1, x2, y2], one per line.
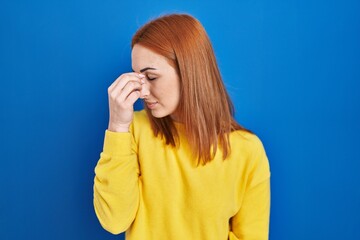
[150, 74, 180, 104]
[152, 81, 178, 98]
[153, 86, 179, 108]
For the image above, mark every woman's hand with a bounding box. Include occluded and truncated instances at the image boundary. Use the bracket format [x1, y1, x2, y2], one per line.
[107, 72, 145, 132]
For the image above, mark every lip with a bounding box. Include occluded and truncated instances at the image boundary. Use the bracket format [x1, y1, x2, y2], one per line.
[146, 101, 158, 109]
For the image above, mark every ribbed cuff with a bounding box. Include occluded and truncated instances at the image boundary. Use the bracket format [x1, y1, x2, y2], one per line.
[103, 130, 132, 156]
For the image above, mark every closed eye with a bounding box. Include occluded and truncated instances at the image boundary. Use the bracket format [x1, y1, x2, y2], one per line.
[146, 75, 156, 81]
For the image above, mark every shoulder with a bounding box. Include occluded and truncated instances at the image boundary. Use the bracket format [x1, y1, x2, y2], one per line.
[133, 109, 149, 126]
[230, 129, 271, 187]
[130, 110, 152, 138]
[230, 129, 266, 157]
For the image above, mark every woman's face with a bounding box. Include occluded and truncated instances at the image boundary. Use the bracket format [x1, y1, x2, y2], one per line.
[131, 44, 181, 120]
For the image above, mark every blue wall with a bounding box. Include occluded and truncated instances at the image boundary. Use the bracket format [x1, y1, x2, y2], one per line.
[1, 0, 359, 239]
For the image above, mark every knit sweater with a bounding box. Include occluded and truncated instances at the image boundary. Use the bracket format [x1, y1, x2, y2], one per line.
[93, 110, 271, 240]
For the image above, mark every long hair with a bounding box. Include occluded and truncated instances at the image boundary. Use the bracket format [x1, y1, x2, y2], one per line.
[132, 14, 251, 165]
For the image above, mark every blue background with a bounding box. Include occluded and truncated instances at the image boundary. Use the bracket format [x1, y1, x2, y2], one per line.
[1, 0, 359, 239]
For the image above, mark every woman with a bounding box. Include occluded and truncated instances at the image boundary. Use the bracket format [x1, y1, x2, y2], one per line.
[93, 14, 271, 240]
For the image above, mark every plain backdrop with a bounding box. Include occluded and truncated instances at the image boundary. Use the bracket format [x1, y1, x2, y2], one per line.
[1, 0, 359, 239]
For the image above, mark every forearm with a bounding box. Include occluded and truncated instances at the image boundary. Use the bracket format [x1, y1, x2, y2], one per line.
[93, 130, 140, 234]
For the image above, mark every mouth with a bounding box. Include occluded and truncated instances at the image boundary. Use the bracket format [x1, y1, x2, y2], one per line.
[145, 101, 158, 109]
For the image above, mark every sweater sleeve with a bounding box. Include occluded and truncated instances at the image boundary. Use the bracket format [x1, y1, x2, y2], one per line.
[93, 129, 140, 234]
[229, 179, 271, 240]
[229, 136, 271, 240]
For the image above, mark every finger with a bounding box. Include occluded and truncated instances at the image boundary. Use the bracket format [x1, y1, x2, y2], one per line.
[108, 74, 131, 93]
[108, 73, 144, 93]
[115, 73, 144, 90]
[115, 80, 143, 103]
[124, 90, 141, 106]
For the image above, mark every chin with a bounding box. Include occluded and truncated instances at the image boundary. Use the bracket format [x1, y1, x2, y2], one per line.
[149, 109, 168, 118]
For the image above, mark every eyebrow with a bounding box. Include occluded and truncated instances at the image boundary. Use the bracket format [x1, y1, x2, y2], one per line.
[139, 67, 157, 73]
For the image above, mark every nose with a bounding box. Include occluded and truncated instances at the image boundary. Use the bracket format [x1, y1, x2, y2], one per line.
[139, 81, 150, 99]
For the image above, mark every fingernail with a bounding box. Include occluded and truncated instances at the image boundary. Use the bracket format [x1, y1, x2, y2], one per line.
[139, 73, 145, 78]
[140, 79, 145, 84]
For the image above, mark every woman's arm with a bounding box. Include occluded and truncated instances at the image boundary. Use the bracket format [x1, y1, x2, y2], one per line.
[93, 130, 140, 234]
[230, 135, 271, 239]
[93, 72, 144, 234]
[229, 178, 271, 240]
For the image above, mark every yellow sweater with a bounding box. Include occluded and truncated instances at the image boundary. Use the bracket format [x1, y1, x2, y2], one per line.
[93, 110, 271, 240]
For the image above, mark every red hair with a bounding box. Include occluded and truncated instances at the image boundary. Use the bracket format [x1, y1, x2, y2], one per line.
[132, 14, 251, 165]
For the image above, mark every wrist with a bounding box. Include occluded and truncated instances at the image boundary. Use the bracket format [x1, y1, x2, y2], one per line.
[108, 123, 130, 133]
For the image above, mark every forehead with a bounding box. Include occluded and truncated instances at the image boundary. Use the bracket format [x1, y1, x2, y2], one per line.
[131, 44, 166, 71]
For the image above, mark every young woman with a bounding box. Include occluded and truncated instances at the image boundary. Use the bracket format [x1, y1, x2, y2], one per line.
[93, 14, 271, 240]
